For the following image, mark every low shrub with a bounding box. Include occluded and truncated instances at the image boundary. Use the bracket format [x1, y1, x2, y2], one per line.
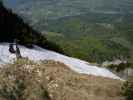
[122, 79, 133, 100]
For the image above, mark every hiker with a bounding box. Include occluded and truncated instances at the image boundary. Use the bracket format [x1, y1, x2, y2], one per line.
[9, 43, 15, 53]
[15, 39, 22, 59]
[9, 39, 22, 59]
[15, 42, 22, 59]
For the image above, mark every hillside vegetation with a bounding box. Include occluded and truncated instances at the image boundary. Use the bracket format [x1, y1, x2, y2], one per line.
[0, 59, 124, 100]
[42, 13, 133, 64]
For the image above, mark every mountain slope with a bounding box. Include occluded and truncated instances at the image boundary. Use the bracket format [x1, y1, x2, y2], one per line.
[0, 59, 124, 100]
[0, 43, 122, 80]
[3, 0, 133, 64]
[43, 13, 133, 63]
[0, 1, 46, 45]
[0, 1, 64, 53]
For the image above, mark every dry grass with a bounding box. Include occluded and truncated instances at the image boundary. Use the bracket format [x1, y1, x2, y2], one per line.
[0, 59, 125, 100]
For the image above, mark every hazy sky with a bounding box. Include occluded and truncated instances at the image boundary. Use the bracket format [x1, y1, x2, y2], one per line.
[3, 0, 18, 7]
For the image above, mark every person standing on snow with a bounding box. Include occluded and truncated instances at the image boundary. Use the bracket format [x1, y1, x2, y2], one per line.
[9, 43, 15, 53]
[9, 39, 22, 59]
[15, 39, 22, 59]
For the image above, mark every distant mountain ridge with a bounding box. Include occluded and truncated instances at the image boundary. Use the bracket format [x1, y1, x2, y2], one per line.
[4, 0, 133, 21]
[3, 0, 133, 33]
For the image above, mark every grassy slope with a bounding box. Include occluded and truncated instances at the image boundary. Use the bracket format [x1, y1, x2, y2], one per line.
[0, 59, 124, 100]
[42, 13, 133, 63]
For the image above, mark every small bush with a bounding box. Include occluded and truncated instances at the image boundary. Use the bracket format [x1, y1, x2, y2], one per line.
[108, 62, 131, 72]
[122, 79, 133, 100]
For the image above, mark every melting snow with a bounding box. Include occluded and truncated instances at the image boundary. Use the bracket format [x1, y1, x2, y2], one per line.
[0, 43, 122, 80]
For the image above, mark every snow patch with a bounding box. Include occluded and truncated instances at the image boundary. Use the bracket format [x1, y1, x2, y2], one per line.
[0, 43, 122, 80]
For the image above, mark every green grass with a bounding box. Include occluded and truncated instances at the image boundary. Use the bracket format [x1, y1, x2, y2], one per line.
[46, 32, 130, 63]
[42, 13, 133, 64]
